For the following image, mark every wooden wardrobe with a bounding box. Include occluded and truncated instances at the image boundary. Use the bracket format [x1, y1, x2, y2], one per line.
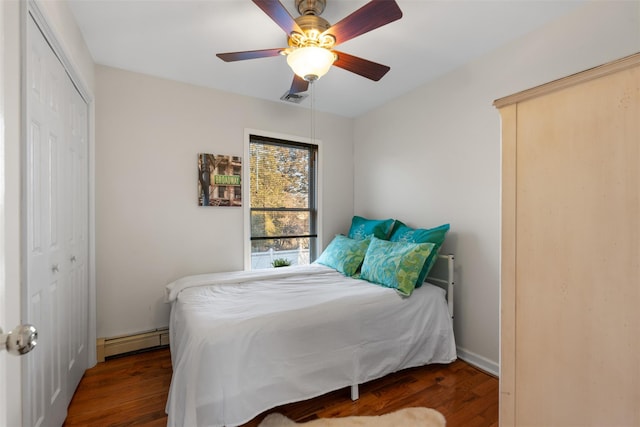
[495, 53, 639, 426]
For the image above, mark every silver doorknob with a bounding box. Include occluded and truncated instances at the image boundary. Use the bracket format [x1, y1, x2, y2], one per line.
[0, 324, 38, 355]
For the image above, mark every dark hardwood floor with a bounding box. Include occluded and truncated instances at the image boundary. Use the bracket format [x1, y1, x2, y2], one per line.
[63, 347, 498, 427]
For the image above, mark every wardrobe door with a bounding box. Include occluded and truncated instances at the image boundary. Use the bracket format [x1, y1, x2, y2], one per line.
[501, 58, 639, 426]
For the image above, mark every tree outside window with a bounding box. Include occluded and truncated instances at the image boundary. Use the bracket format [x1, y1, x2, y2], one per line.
[249, 135, 318, 269]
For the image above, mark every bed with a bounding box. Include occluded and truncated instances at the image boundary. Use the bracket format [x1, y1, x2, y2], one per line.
[164, 251, 456, 427]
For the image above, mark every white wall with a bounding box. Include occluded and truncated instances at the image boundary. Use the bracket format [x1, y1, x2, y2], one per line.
[353, 0, 640, 375]
[95, 65, 354, 338]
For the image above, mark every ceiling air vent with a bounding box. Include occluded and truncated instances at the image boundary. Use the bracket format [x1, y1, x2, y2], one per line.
[280, 91, 308, 104]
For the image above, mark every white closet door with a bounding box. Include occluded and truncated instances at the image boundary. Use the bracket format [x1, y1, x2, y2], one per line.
[25, 15, 89, 427]
[65, 80, 89, 395]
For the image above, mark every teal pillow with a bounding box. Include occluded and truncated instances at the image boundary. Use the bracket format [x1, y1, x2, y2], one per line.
[347, 216, 394, 241]
[389, 222, 450, 287]
[314, 235, 371, 276]
[360, 237, 435, 296]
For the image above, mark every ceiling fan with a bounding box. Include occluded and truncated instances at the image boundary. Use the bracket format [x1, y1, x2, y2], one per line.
[216, 0, 403, 95]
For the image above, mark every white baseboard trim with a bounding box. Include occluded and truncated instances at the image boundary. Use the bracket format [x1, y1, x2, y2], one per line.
[456, 346, 499, 377]
[96, 327, 170, 362]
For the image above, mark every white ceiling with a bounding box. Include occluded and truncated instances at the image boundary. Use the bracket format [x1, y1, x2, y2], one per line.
[68, 0, 587, 117]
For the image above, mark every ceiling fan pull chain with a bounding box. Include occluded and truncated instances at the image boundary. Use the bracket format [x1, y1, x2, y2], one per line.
[310, 81, 316, 145]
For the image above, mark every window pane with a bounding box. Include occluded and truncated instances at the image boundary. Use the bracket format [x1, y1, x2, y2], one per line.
[251, 237, 313, 269]
[249, 135, 318, 268]
[251, 210, 311, 239]
[250, 143, 310, 209]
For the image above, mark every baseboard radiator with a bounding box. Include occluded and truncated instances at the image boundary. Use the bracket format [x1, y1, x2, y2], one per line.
[96, 327, 170, 362]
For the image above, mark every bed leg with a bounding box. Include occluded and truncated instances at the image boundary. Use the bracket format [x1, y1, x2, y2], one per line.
[350, 384, 359, 401]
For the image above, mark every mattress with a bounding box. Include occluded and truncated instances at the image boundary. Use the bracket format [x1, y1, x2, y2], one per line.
[165, 264, 456, 427]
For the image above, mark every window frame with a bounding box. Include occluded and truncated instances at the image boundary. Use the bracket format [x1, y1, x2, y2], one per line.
[243, 129, 323, 270]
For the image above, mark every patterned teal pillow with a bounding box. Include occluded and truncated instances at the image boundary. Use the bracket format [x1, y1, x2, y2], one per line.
[389, 222, 450, 287]
[314, 235, 371, 276]
[347, 216, 394, 240]
[360, 237, 435, 296]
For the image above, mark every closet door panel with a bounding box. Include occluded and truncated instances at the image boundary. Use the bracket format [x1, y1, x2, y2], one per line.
[26, 16, 68, 427]
[514, 65, 639, 426]
[66, 83, 89, 395]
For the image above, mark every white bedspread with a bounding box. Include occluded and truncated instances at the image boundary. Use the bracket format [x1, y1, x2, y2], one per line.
[166, 264, 456, 427]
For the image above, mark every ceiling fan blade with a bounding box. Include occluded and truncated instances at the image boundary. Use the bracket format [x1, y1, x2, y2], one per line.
[289, 75, 309, 94]
[323, 0, 402, 47]
[333, 51, 390, 81]
[216, 48, 284, 62]
[252, 0, 303, 35]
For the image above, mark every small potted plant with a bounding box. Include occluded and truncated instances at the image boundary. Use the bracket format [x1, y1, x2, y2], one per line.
[271, 258, 292, 268]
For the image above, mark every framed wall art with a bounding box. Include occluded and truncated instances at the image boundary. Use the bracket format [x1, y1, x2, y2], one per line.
[198, 153, 242, 207]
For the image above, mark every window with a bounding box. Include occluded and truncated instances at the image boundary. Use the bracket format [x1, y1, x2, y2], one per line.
[248, 134, 318, 269]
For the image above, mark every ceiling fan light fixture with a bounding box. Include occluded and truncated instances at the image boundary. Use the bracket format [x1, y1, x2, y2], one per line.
[286, 46, 336, 82]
